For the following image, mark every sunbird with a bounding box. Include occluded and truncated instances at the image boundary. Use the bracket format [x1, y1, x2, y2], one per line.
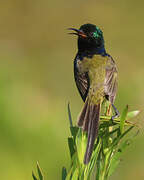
[69, 23, 119, 164]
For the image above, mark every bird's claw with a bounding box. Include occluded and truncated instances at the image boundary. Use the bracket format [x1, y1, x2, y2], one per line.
[111, 115, 115, 123]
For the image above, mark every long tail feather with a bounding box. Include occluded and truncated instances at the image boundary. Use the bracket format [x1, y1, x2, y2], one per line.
[84, 104, 100, 164]
[77, 100, 100, 164]
[77, 99, 88, 127]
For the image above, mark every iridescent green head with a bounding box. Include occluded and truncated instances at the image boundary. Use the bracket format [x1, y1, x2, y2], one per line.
[79, 24, 103, 40]
[69, 23, 105, 53]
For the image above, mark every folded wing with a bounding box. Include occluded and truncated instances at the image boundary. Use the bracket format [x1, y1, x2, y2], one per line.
[104, 56, 118, 103]
[74, 55, 90, 102]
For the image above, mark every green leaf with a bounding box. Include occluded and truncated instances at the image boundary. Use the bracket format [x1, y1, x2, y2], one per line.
[71, 153, 79, 176]
[32, 171, 38, 180]
[127, 110, 140, 120]
[68, 137, 75, 158]
[99, 121, 117, 129]
[71, 168, 79, 180]
[76, 129, 87, 165]
[68, 102, 73, 127]
[120, 105, 128, 134]
[62, 167, 67, 180]
[120, 125, 134, 139]
[65, 166, 73, 180]
[37, 162, 43, 180]
[70, 126, 79, 138]
[95, 153, 101, 180]
[86, 139, 102, 179]
[111, 126, 134, 149]
[76, 129, 83, 164]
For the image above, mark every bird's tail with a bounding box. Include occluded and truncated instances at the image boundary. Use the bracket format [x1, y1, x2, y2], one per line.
[77, 99, 101, 164]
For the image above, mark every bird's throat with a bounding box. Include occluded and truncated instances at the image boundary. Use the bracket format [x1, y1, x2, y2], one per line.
[78, 39, 106, 56]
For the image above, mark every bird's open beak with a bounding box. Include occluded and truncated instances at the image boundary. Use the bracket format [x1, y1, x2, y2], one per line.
[68, 28, 87, 38]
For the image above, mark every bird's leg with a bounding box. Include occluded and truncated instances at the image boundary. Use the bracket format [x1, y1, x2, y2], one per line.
[111, 104, 120, 121]
[106, 104, 112, 116]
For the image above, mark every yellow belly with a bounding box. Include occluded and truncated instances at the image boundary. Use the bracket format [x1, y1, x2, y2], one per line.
[78, 55, 109, 104]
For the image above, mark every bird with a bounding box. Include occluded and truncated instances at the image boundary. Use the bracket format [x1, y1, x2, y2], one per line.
[68, 23, 119, 164]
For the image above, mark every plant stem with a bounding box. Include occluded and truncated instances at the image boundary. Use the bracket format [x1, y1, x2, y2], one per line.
[98, 152, 111, 180]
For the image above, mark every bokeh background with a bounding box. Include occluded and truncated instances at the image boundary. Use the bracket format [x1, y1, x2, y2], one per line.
[0, 0, 144, 179]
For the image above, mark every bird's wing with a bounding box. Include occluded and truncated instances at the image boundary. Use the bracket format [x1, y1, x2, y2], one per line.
[74, 55, 90, 102]
[104, 55, 118, 103]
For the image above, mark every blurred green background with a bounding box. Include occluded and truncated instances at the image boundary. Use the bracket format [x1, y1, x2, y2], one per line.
[0, 0, 144, 179]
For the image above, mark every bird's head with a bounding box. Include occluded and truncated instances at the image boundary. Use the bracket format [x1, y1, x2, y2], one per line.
[69, 23, 104, 53]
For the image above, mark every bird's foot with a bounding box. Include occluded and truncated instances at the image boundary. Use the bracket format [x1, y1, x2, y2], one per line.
[111, 103, 120, 123]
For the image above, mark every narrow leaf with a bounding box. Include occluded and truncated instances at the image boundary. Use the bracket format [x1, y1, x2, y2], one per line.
[120, 125, 134, 139]
[99, 121, 117, 129]
[76, 129, 87, 164]
[71, 168, 79, 180]
[111, 126, 134, 149]
[71, 153, 79, 176]
[68, 102, 73, 127]
[120, 105, 128, 134]
[62, 167, 67, 180]
[96, 154, 101, 180]
[68, 137, 75, 158]
[32, 171, 38, 180]
[70, 126, 79, 138]
[37, 162, 43, 180]
[65, 166, 73, 180]
[86, 139, 102, 179]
